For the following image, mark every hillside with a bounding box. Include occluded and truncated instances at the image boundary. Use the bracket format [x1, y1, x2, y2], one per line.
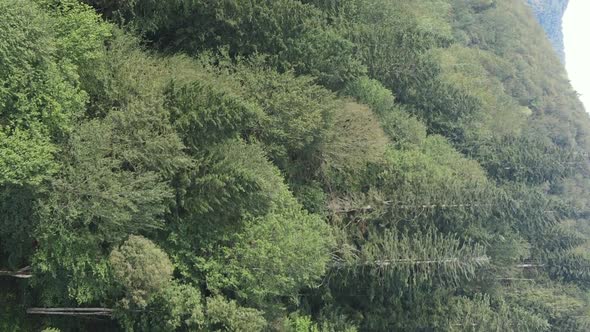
[527, 0, 569, 61]
[2, 0, 590, 331]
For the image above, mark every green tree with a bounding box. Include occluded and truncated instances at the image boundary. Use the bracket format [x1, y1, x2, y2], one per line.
[109, 235, 173, 308]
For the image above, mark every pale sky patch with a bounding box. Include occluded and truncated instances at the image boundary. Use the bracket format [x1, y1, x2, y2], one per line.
[563, 0, 590, 112]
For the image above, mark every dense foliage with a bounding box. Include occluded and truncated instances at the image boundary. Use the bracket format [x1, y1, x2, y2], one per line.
[1, 0, 589, 331]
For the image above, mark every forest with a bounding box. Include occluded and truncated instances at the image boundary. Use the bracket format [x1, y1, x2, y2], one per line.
[1, 0, 590, 331]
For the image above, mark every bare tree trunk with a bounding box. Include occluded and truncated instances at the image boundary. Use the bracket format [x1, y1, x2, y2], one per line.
[0, 266, 32, 279]
[27, 308, 114, 317]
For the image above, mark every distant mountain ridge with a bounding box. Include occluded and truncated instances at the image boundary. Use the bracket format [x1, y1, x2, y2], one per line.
[527, 0, 569, 62]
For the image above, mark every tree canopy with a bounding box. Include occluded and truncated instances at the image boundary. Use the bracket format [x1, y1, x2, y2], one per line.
[2, 0, 590, 331]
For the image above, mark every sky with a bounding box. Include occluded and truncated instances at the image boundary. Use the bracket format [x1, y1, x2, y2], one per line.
[563, 0, 590, 112]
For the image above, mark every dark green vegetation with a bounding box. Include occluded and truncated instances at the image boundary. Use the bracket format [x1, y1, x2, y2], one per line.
[1, 0, 590, 330]
[527, 0, 569, 61]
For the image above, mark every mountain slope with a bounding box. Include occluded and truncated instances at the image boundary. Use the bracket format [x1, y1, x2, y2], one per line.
[1, 0, 590, 331]
[527, 0, 570, 61]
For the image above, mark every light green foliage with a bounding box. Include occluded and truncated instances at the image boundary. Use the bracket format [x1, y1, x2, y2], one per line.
[175, 138, 335, 306]
[378, 107, 429, 148]
[446, 294, 550, 331]
[285, 314, 358, 332]
[162, 283, 205, 329]
[344, 77, 428, 148]
[337, 0, 450, 106]
[206, 296, 267, 332]
[167, 136, 334, 316]
[370, 137, 488, 209]
[0, 129, 57, 186]
[339, 228, 489, 286]
[432, 45, 530, 139]
[210, 196, 334, 305]
[82, 30, 155, 114]
[109, 235, 173, 308]
[504, 283, 590, 331]
[321, 102, 389, 190]
[282, 314, 358, 332]
[40, 113, 175, 241]
[0, 0, 115, 310]
[31, 97, 184, 305]
[35, 0, 112, 67]
[4, 0, 590, 330]
[466, 130, 581, 184]
[159, 283, 205, 329]
[287, 315, 320, 332]
[115, 281, 205, 331]
[0, 0, 86, 136]
[33, 226, 114, 305]
[0, 0, 89, 188]
[451, 0, 589, 150]
[343, 77, 395, 115]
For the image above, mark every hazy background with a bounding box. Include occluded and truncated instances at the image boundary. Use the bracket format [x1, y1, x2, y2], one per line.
[563, 0, 590, 111]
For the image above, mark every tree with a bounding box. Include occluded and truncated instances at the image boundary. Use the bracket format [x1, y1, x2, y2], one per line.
[109, 235, 174, 308]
